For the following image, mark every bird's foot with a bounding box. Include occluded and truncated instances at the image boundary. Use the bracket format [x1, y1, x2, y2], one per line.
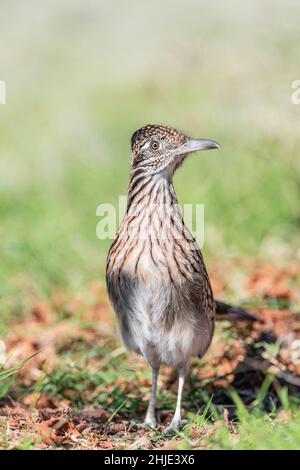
[130, 417, 157, 430]
[143, 417, 157, 428]
[164, 419, 189, 436]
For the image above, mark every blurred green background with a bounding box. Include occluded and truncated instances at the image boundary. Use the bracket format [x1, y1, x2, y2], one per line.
[1, 0, 300, 306]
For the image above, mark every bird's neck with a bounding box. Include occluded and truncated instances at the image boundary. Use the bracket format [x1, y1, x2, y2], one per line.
[126, 169, 179, 216]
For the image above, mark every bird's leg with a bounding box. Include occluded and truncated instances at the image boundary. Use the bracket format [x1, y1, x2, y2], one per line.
[144, 367, 159, 427]
[165, 367, 187, 435]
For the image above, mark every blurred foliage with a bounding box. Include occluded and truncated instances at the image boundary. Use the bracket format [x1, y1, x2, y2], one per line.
[0, 0, 299, 306]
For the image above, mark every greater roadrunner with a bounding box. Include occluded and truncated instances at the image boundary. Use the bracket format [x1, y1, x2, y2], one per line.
[106, 124, 254, 433]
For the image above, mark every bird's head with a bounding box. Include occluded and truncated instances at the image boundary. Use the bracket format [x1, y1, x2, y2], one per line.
[131, 124, 220, 176]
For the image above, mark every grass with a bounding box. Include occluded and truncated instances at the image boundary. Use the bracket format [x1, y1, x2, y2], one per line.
[0, 0, 300, 450]
[1, 1, 300, 303]
[0, 352, 38, 400]
[0, 353, 38, 382]
[1, 293, 300, 449]
[196, 395, 300, 450]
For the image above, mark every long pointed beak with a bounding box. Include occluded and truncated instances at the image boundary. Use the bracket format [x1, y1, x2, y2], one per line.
[176, 138, 221, 156]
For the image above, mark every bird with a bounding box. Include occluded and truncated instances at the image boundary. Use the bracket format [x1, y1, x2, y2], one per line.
[106, 124, 256, 434]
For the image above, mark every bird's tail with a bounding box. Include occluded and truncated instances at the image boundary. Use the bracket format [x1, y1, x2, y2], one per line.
[215, 299, 260, 322]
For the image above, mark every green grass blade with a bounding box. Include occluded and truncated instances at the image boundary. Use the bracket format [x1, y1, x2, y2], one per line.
[0, 352, 39, 381]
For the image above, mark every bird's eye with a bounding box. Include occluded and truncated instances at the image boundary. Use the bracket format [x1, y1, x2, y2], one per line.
[150, 140, 160, 151]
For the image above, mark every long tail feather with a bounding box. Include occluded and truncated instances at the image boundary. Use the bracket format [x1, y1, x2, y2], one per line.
[215, 300, 261, 322]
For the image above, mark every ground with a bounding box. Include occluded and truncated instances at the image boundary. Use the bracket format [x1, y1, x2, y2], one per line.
[1, 258, 300, 450]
